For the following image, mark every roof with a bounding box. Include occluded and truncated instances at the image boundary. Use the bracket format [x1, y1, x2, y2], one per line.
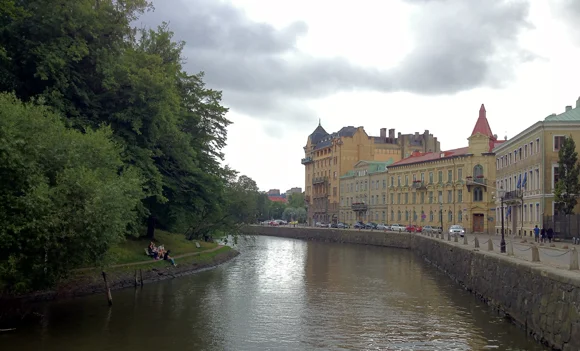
[309, 123, 329, 144]
[268, 196, 287, 203]
[544, 102, 580, 122]
[390, 147, 470, 167]
[339, 159, 394, 178]
[310, 125, 360, 150]
[471, 104, 496, 140]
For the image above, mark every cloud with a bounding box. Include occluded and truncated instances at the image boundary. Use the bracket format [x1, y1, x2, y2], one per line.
[138, 0, 534, 125]
[552, 0, 580, 43]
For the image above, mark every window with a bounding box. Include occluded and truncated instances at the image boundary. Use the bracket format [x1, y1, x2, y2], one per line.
[390, 193, 394, 204]
[473, 187, 483, 202]
[412, 192, 416, 204]
[438, 191, 443, 203]
[447, 190, 452, 203]
[405, 211, 409, 221]
[448, 211, 453, 222]
[458, 190, 463, 203]
[429, 211, 434, 222]
[355, 183, 359, 192]
[536, 138, 540, 153]
[382, 211, 386, 221]
[448, 170, 453, 182]
[334, 171, 337, 179]
[524, 144, 528, 158]
[390, 177, 394, 186]
[536, 203, 540, 223]
[429, 191, 433, 204]
[420, 192, 425, 204]
[438, 171, 443, 183]
[429, 172, 434, 183]
[420, 172, 425, 182]
[458, 168, 463, 180]
[404, 193, 409, 204]
[554, 135, 565, 151]
[383, 179, 386, 189]
[553, 165, 559, 189]
[519, 147, 522, 160]
[405, 175, 409, 186]
[382, 194, 386, 204]
[412, 174, 417, 182]
[333, 187, 337, 196]
[397, 176, 401, 186]
[397, 193, 401, 204]
[458, 210, 463, 222]
[473, 164, 484, 178]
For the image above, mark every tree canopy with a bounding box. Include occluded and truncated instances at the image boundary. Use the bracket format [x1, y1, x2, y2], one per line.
[554, 135, 580, 215]
[0, 0, 270, 292]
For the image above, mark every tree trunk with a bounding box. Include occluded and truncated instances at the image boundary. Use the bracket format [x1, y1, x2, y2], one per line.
[146, 215, 156, 240]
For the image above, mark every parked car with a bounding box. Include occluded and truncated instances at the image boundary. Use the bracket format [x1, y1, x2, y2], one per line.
[376, 223, 389, 230]
[406, 225, 422, 233]
[353, 221, 366, 229]
[390, 224, 406, 232]
[365, 222, 377, 229]
[315, 222, 327, 227]
[337, 222, 350, 229]
[449, 224, 466, 237]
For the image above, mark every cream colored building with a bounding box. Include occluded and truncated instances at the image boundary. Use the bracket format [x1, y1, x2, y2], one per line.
[339, 160, 392, 224]
[302, 123, 440, 225]
[386, 105, 502, 233]
[493, 97, 580, 236]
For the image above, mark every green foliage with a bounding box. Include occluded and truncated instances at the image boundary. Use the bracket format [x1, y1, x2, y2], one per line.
[554, 135, 580, 215]
[288, 192, 305, 209]
[0, 93, 144, 292]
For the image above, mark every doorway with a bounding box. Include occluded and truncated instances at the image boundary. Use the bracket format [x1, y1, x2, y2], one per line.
[473, 214, 484, 233]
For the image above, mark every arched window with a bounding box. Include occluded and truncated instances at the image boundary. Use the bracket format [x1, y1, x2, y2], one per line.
[458, 210, 463, 222]
[421, 211, 425, 222]
[397, 211, 401, 221]
[448, 211, 453, 222]
[473, 164, 484, 178]
[429, 211, 434, 222]
[473, 187, 483, 202]
[405, 211, 409, 221]
[375, 212, 378, 221]
[413, 210, 417, 221]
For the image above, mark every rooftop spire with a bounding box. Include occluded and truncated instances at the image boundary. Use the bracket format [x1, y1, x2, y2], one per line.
[318, 118, 321, 126]
[471, 103, 496, 140]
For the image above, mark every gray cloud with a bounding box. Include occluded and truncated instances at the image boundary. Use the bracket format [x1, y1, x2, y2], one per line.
[553, 0, 580, 43]
[138, 0, 534, 125]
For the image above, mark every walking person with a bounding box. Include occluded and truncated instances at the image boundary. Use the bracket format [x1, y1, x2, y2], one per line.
[547, 228, 554, 243]
[533, 225, 540, 243]
[540, 227, 546, 243]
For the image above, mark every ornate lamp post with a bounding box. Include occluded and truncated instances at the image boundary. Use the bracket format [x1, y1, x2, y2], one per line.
[498, 186, 506, 253]
[439, 202, 443, 231]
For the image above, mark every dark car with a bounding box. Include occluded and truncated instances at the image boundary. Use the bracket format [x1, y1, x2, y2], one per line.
[354, 221, 365, 229]
[337, 222, 350, 229]
[365, 222, 377, 229]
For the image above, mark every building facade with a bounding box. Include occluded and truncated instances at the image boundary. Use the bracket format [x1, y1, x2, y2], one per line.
[386, 105, 502, 233]
[302, 122, 441, 225]
[338, 160, 391, 224]
[493, 97, 580, 236]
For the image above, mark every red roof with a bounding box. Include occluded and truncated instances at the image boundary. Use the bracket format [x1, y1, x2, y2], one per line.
[391, 147, 470, 167]
[268, 196, 287, 203]
[471, 104, 496, 140]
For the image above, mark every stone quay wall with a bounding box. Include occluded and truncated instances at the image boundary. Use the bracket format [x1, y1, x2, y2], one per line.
[242, 225, 580, 351]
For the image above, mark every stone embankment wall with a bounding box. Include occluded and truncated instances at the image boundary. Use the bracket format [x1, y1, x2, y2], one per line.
[243, 226, 580, 351]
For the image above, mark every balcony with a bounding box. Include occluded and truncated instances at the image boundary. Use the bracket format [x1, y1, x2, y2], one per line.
[466, 176, 487, 192]
[312, 176, 328, 185]
[503, 190, 523, 201]
[351, 202, 368, 211]
[412, 181, 426, 190]
[301, 156, 313, 164]
[305, 195, 310, 203]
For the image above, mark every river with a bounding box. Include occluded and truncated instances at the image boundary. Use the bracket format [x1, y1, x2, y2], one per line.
[0, 235, 546, 351]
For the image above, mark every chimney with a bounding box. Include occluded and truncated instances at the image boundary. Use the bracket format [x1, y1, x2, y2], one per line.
[493, 134, 498, 140]
[389, 129, 395, 139]
[380, 128, 386, 138]
[566, 105, 572, 112]
[576, 97, 580, 108]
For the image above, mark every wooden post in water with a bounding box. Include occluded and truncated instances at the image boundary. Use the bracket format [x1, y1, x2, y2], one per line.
[134, 269, 138, 287]
[139, 269, 144, 287]
[101, 271, 113, 306]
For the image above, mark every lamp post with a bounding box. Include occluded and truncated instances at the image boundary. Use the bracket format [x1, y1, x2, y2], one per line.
[498, 186, 506, 253]
[439, 202, 443, 231]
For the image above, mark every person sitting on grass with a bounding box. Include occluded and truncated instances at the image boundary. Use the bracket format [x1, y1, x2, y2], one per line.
[147, 242, 156, 256]
[164, 250, 177, 267]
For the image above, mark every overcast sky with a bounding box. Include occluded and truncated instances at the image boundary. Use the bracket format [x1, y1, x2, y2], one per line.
[138, 0, 580, 192]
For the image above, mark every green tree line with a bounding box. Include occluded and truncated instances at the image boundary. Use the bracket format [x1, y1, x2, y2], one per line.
[0, 0, 271, 292]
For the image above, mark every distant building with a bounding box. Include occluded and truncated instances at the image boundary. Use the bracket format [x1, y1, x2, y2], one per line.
[267, 189, 280, 196]
[285, 187, 302, 198]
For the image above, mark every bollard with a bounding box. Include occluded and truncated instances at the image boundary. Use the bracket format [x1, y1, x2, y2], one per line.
[436, 232, 439, 239]
[531, 245, 540, 262]
[488, 239, 493, 251]
[447, 233, 451, 241]
[101, 271, 113, 306]
[507, 240, 514, 256]
[570, 247, 579, 270]
[454, 235, 458, 242]
[474, 237, 480, 249]
[463, 235, 468, 245]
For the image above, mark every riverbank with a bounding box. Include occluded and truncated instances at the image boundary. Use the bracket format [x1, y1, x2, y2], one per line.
[242, 225, 580, 351]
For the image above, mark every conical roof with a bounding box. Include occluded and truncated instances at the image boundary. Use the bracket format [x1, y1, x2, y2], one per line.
[471, 104, 496, 140]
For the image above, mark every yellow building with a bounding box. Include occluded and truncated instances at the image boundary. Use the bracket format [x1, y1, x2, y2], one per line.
[386, 105, 501, 233]
[303, 123, 440, 225]
[338, 160, 392, 224]
[493, 97, 580, 237]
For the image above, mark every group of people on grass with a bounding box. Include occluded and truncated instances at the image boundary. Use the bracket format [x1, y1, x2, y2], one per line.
[533, 225, 554, 243]
[147, 242, 177, 267]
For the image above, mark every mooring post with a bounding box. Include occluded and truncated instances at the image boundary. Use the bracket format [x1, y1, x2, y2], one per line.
[531, 245, 540, 262]
[463, 235, 468, 245]
[447, 233, 451, 241]
[454, 235, 458, 243]
[139, 269, 144, 287]
[101, 271, 113, 306]
[474, 236, 480, 249]
[570, 247, 579, 270]
[134, 269, 138, 287]
[488, 239, 494, 251]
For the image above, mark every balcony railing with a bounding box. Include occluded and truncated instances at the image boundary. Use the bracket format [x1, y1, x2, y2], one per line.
[503, 190, 523, 201]
[312, 176, 328, 185]
[466, 176, 487, 186]
[301, 156, 313, 164]
[351, 202, 368, 211]
[412, 181, 426, 189]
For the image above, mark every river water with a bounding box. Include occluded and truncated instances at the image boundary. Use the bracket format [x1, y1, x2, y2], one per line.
[1, 236, 546, 351]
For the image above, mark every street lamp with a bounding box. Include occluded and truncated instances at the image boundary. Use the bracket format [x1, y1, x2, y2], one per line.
[439, 202, 443, 231]
[498, 186, 506, 253]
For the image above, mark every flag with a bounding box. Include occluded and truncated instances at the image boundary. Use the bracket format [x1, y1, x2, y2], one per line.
[522, 172, 527, 189]
[516, 174, 522, 189]
[506, 206, 511, 218]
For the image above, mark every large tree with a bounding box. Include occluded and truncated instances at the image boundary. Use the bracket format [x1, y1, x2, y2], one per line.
[554, 135, 580, 215]
[0, 93, 144, 292]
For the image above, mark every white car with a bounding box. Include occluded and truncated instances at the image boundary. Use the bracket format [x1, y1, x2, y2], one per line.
[390, 224, 406, 232]
[449, 225, 465, 237]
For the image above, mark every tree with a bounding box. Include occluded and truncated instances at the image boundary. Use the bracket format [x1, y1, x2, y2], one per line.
[0, 93, 144, 292]
[282, 207, 297, 221]
[554, 135, 580, 215]
[270, 202, 287, 219]
[288, 192, 305, 209]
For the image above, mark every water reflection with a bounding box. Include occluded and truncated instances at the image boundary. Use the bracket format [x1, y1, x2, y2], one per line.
[0, 236, 546, 351]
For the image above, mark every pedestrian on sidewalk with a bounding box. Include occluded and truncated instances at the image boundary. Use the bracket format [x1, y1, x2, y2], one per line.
[547, 228, 554, 243]
[533, 225, 540, 242]
[540, 227, 546, 243]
